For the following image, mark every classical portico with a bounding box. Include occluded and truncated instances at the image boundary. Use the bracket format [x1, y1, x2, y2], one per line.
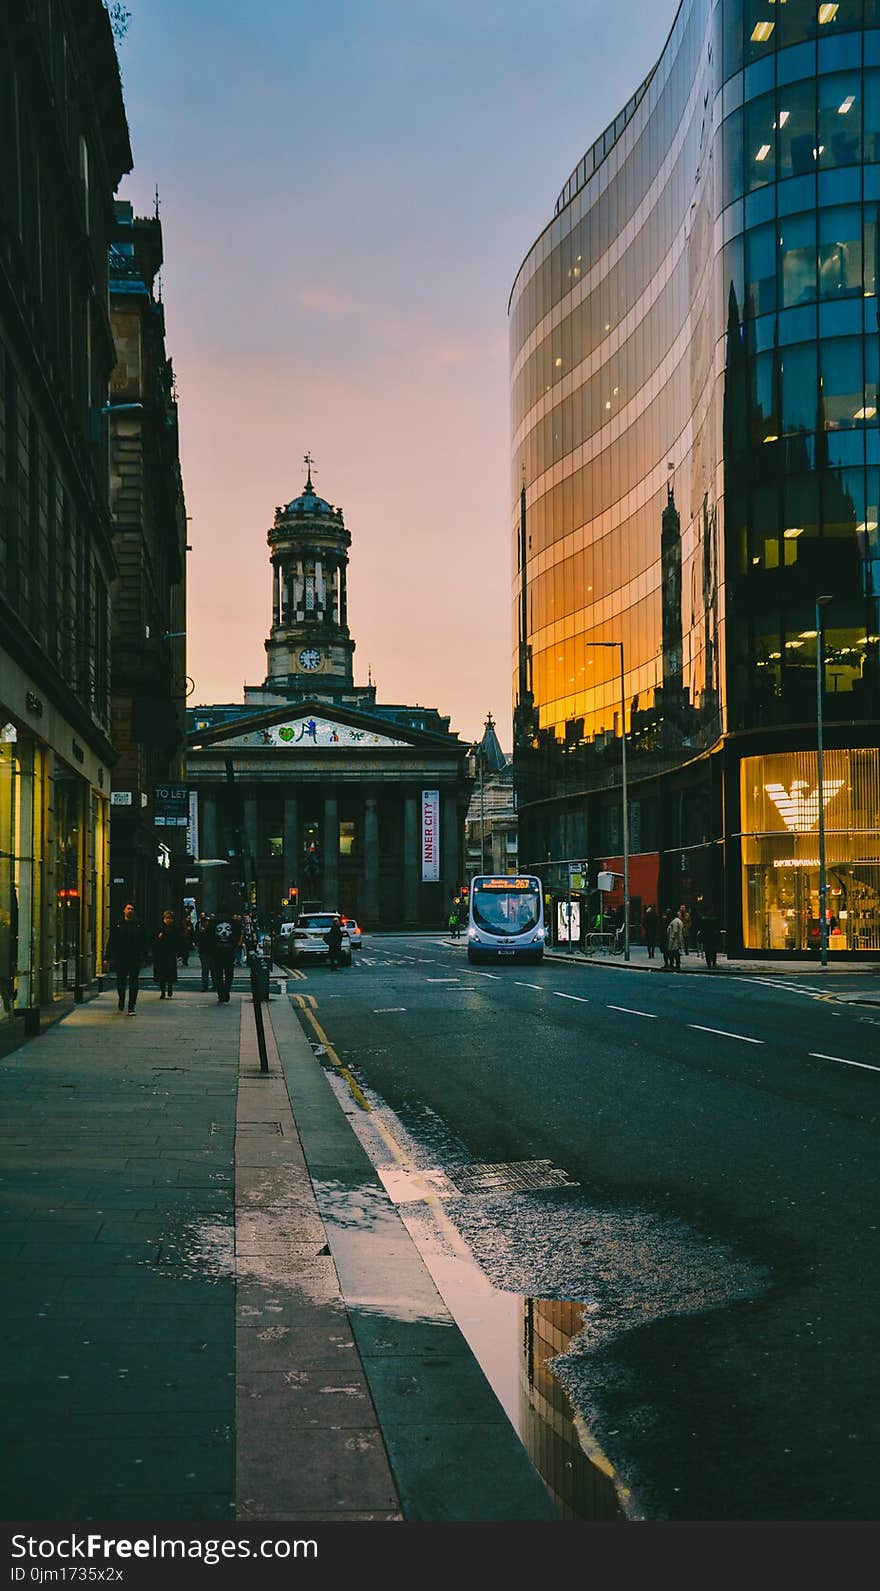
[188, 702, 469, 927]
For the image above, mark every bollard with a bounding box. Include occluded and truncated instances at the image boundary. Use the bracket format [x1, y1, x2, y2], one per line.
[249, 953, 269, 1074]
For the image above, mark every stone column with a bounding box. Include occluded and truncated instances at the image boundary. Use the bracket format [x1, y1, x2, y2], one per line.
[243, 796, 259, 901]
[323, 794, 339, 909]
[283, 795, 298, 909]
[442, 789, 460, 917]
[201, 792, 218, 913]
[272, 565, 280, 627]
[403, 792, 419, 925]
[363, 794, 379, 926]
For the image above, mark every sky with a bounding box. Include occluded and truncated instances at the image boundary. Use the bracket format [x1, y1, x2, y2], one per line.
[115, 0, 674, 747]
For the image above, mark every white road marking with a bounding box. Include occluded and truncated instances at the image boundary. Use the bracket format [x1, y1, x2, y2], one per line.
[554, 992, 589, 1003]
[473, 972, 502, 980]
[607, 1005, 657, 1018]
[373, 1007, 407, 1013]
[515, 981, 542, 990]
[689, 1024, 764, 1044]
[810, 1052, 880, 1073]
[739, 977, 829, 1001]
[426, 978, 460, 983]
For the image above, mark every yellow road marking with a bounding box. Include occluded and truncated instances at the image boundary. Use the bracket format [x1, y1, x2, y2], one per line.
[296, 1002, 371, 1111]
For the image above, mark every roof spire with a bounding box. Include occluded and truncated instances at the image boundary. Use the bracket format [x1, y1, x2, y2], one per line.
[303, 450, 316, 492]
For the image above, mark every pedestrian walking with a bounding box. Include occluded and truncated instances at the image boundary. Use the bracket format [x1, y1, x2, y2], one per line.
[105, 902, 147, 1014]
[679, 903, 692, 954]
[233, 913, 247, 966]
[666, 909, 685, 971]
[448, 909, 460, 939]
[660, 909, 673, 967]
[644, 905, 659, 960]
[326, 916, 344, 970]
[204, 906, 242, 1003]
[178, 910, 194, 967]
[194, 912, 214, 991]
[699, 906, 720, 969]
[153, 910, 182, 999]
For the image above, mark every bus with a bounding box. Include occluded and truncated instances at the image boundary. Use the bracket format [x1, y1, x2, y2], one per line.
[467, 874, 546, 963]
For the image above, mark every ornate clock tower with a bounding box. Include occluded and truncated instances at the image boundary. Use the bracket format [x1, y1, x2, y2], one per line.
[264, 456, 356, 693]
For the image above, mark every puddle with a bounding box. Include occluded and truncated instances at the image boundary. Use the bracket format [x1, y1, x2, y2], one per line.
[391, 1198, 625, 1520]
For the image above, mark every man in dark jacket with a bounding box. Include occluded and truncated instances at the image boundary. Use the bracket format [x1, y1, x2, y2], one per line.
[327, 917, 344, 970]
[644, 905, 659, 959]
[699, 908, 720, 968]
[204, 906, 242, 1003]
[106, 902, 147, 1014]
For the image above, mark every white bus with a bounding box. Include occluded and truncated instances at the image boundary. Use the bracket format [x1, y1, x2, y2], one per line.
[467, 874, 546, 964]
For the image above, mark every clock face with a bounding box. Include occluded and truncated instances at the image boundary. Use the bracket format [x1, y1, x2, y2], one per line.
[298, 647, 322, 672]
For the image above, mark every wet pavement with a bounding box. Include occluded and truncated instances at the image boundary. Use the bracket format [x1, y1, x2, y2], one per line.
[0, 969, 555, 1523]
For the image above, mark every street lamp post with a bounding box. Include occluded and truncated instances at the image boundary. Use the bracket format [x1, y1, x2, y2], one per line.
[816, 595, 833, 967]
[587, 640, 629, 961]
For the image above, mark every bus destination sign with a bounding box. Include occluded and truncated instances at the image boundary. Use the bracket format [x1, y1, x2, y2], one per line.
[480, 877, 537, 891]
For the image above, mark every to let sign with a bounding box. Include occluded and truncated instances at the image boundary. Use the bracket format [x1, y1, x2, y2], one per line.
[154, 784, 189, 827]
[421, 789, 440, 882]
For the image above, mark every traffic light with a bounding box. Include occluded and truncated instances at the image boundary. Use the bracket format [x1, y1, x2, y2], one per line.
[289, 885, 299, 911]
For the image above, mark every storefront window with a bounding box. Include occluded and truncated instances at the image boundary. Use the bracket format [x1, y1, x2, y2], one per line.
[741, 748, 880, 949]
[54, 769, 84, 995]
[0, 727, 44, 1018]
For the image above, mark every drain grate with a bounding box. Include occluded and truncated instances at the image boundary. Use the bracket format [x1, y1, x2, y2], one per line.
[444, 1158, 576, 1196]
[378, 1158, 577, 1204]
[233, 1121, 284, 1135]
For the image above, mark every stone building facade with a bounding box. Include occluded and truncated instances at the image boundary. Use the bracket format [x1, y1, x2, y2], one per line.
[107, 199, 188, 927]
[0, 0, 132, 1048]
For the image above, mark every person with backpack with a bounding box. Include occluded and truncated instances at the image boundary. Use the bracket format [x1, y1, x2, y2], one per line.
[204, 906, 242, 1003]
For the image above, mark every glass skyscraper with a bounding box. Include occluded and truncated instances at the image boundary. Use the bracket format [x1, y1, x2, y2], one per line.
[510, 0, 880, 957]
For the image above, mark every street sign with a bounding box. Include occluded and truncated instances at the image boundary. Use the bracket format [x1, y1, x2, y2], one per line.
[110, 791, 132, 806]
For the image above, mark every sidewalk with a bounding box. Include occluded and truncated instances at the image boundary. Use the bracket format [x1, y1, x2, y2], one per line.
[0, 967, 555, 1523]
[542, 942, 880, 986]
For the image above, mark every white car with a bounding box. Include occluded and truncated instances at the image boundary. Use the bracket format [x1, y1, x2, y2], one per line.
[279, 913, 351, 967]
[340, 916, 362, 947]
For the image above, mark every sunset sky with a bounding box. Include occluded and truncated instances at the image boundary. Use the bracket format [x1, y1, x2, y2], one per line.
[116, 0, 673, 746]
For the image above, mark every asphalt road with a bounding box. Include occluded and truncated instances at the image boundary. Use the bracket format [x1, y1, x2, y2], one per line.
[281, 935, 880, 1521]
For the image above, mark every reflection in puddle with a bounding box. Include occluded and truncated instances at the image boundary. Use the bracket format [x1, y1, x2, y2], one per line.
[523, 1297, 624, 1520]
[394, 1201, 624, 1520]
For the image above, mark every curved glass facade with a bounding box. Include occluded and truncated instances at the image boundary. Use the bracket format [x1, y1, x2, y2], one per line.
[510, 0, 880, 955]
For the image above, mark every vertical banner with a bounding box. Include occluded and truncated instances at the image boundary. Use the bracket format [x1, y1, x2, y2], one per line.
[186, 789, 199, 859]
[421, 789, 440, 882]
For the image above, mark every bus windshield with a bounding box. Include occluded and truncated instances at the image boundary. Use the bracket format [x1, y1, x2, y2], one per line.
[472, 880, 541, 936]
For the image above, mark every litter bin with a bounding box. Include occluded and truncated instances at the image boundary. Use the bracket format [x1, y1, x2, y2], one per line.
[249, 951, 270, 1003]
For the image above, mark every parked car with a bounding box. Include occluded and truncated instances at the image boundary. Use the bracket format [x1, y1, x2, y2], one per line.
[340, 915, 362, 947]
[274, 913, 351, 967]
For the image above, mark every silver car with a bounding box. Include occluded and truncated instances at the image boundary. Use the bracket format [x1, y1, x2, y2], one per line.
[279, 913, 351, 967]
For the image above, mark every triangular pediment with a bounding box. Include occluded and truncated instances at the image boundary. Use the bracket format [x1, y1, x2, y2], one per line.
[187, 696, 450, 753]
[209, 711, 410, 749]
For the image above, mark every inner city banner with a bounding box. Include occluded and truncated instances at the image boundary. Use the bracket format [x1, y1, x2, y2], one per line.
[421, 788, 440, 882]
